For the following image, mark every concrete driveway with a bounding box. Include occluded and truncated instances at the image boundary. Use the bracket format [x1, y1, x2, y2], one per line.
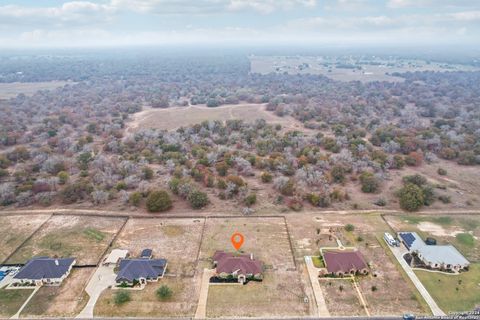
[76, 265, 116, 318]
[194, 268, 215, 319]
[388, 244, 445, 316]
[304, 256, 330, 317]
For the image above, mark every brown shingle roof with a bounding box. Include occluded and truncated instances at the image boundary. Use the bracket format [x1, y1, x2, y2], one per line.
[323, 250, 367, 274]
[213, 251, 262, 275]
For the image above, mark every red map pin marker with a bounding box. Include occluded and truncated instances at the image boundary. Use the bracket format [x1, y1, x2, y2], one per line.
[231, 232, 244, 251]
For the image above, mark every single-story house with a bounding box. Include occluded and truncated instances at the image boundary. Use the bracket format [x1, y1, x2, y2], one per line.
[115, 258, 167, 286]
[13, 257, 76, 286]
[103, 249, 129, 266]
[322, 250, 368, 277]
[212, 251, 263, 284]
[399, 232, 469, 271]
[140, 249, 153, 259]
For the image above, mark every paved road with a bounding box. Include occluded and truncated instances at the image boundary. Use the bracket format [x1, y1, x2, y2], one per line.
[388, 245, 445, 316]
[304, 256, 330, 317]
[194, 268, 215, 319]
[76, 265, 116, 318]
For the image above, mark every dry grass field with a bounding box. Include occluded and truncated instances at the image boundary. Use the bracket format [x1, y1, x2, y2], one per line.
[113, 218, 204, 276]
[0, 288, 34, 318]
[7, 215, 126, 265]
[94, 276, 199, 318]
[127, 103, 307, 133]
[0, 214, 51, 263]
[286, 213, 427, 315]
[201, 217, 309, 318]
[319, 279, 364, 316]
[20, 268, 92, 317]
[0, 81, 72, 99]
[206, 271, 309, 318]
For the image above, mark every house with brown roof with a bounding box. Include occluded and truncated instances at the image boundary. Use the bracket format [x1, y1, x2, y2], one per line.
[322, 250, 368, 277]
[212, 251, 263, 284]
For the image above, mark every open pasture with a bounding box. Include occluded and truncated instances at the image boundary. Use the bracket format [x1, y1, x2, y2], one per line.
[6, 215, 126, 265]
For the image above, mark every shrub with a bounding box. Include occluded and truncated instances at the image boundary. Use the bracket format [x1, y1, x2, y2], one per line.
[244, 193, 257, 206]
[438, 195, 451, 204]
[437, 168, 447, 176]
[146, 190, 172, 212]
[114, 291, 131, 305]
[57, 171, 69, 184]
[331, 165, 346, 183]
[260, 172, 273, 183]
[398, 183, 425, 212]
[156, 285, 172, 300]
[402, 174, 427, 186]
[345, 224, 355, 232]
[359, 172, 379, 193]
[215, 162, 228, 176]
[129, 192, 142, 206]
[188, 190, 209, 209]
[142, 167, 154, 180]
[374, 198, 386, 206]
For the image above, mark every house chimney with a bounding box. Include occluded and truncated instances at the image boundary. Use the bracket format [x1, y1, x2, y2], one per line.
[55, 259, 59, 266]
[250, 253, 254, 260]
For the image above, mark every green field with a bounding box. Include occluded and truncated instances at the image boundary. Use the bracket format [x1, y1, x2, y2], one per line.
[415, 263, 480, 313]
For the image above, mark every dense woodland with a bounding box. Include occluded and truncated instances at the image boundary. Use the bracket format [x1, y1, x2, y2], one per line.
[0, 51, 479, 212]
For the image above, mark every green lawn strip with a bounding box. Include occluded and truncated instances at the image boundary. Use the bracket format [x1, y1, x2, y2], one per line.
[83, 228, 106, 241]
[415, 263, 480, 313]
[375, 233, 431, 315]
[0, 288, 35, 317]
[312, 256, 325, 268]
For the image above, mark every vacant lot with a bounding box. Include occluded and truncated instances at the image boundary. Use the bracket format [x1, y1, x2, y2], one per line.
[0, 214, 50, 263]
[287, 213, 427, 315]
[0, 288, 34, 318]
[7, 215, 126, 265]
[201, 217, 309, 317]
[415, 263, 480, 313]
[0, 81, 72, 99]
[95, 276, 198, 318]
[113, 218, 204, 276]
[385, 214, 480, 261]
[20, 268, 92, 317]
[127, 103, 307, 132]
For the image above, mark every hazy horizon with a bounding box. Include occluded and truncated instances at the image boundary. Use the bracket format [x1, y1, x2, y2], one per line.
[0, 0, 479, 48]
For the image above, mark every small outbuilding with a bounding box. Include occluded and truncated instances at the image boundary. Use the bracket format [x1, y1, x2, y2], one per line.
[140, 249, 153, 259]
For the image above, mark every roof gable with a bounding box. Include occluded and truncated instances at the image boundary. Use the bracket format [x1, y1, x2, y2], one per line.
[323, 250, 367, 274]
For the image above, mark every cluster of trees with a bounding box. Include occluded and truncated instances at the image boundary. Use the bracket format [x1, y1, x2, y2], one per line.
[0, 52, 479, 212]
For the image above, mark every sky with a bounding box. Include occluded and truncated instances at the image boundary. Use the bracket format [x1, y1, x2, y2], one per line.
[0, 0, 479, 48]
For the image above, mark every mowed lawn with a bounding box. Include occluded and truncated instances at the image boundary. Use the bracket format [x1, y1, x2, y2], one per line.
[415, 263, 480, 313]
[0, 288, 34, 318]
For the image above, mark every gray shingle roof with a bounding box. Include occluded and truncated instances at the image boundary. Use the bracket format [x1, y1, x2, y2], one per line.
[116, 258, 167, 282]
[14, 257, 75, 280]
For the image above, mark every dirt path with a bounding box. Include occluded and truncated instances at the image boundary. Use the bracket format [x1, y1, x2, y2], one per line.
[1, 207, 480, 218]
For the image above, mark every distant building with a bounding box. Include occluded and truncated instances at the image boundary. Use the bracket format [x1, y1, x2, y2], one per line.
[13, 257, 76, 286]
[212, 251, 263, 284]
[322, 250, 369, 277]
[399, 232, 469, 271]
